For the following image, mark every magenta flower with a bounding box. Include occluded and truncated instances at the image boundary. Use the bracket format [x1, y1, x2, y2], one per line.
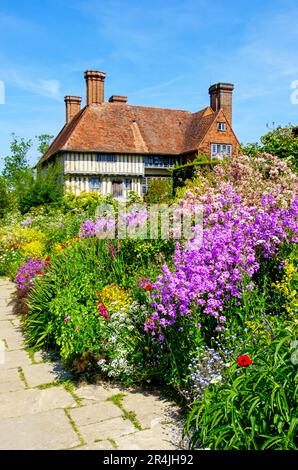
[98, 303, 109, 320]
[15, 257, 46, 290]
[79, 220, 96, 238]
[144, 156, 298, 337]
[109, 243, 116, 258]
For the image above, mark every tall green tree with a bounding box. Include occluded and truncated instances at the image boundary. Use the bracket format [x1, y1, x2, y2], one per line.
[0, 176, 10, 218]
[2, 134, 32, 188]
[36, 134, 54, 156]
[18, 162, 64, 214]
[242, 125, 298, 170]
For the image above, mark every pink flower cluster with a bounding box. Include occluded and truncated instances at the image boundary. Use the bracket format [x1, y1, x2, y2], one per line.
[79, 215, 116, 239]
[79, 206, 148, 239]
[145, 155, 298, 336]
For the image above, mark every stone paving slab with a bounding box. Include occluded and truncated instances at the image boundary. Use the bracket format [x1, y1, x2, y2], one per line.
[33, 351, 49, 363]
[69, 402, 122, 426]
[122, 391, 173, 411]
[0, 349, 32, 369]
[74, 440, 115, 450]
[0, 279, 182, 450]
[0, 312, 15, 321]
[0, 386, 77, 419]
[75, 384, 124, 403]
[0, 320, 13, 329]
[21, 363, 58, 388]
[0, 409, 80, 450]
[10, 318, 21, 328]
[0, 327, 24, 339]
[78, 416, 137, 443]
[0, 380, 25, 393]
[115, 428, 178, 450]
[122, 393, 180, 429]
[0, 367, 20, 383]
[131, 411, 165, 430]
[0, 301, 14, 308]
[4, 336, 24, 351]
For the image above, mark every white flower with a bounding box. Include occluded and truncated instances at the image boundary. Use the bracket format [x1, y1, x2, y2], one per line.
[210, 376, 222, 384]
[97, 359, 106, 367]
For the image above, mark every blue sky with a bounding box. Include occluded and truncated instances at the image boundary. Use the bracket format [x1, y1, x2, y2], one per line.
[0, 0, 298, 168]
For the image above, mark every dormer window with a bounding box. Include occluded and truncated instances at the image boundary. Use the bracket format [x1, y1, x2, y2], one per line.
[217, 122, 226, 131]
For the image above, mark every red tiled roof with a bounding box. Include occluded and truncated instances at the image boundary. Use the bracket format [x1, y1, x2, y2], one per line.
[40, 103, 218, 163]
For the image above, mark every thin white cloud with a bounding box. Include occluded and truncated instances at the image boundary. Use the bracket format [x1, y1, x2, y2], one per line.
[8, 71, 62, 101]
[131, 75, 186, 96]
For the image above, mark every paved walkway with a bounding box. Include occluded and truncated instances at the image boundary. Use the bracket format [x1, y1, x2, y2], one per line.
[0, 279, 182, 450]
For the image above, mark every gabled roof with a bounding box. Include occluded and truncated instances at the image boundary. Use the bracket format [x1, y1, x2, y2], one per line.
[40, 102, 224, 163]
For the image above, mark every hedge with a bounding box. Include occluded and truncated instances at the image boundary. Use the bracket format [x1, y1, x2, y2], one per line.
[172, 160, 219, 191]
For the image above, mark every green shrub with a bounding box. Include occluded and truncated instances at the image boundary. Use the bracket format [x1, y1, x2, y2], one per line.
[185, 327, 298, 450]
[0, 176, 10, 218]
[144, 178, 173, 204]
[23, 238, 158, 381]
[172, 157, 219, 193]
[17, 163, 64, 214]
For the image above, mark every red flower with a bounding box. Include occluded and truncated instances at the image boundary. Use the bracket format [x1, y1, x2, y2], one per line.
[145, 284, 152, 291]
[37, 271, 43, 276]
[237, 354, 253, 367]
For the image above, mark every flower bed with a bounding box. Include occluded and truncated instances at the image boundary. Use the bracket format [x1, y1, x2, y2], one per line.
[0, 155, 297, 449]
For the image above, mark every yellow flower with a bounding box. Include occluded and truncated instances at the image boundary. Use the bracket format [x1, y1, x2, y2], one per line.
[98, 284, 132, 312]
[20, 240, 44, 258]
[53, 243, 64, 254]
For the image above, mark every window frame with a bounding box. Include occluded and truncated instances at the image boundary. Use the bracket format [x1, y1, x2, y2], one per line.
[95, 154, 117, 163]
[217, 122, 227, 131]
[124, 178, 132, 190]
[144, 155, 176, 168]
[89, 176, 101, 190]
[210, 143, 232, 160]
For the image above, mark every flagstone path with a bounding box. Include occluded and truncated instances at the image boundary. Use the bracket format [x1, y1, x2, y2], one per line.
[0, 279, 182, 450]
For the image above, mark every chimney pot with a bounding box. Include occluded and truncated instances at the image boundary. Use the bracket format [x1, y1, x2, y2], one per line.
[84, 70, 106, 105]
[208, 82, 234, 124]
[64, 95, 82, 124]
[108, 95, 127, 103]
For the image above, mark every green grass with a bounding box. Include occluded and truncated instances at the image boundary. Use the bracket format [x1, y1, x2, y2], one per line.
[107, 393, 143, 431]
[64, 408, 85, 446]
[18, 366, 29, 388]
[63, 380, 83, 407]
[36, 381, 59, 390]
[26, 347, 36, 364]
[107, 437, 118, 449]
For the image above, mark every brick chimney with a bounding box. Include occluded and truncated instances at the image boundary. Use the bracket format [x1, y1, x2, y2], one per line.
[64, 96, 82, 124]
[108, 95, 127, 104]
[84, 70, 106, 105]
[208, 82, 234, 124]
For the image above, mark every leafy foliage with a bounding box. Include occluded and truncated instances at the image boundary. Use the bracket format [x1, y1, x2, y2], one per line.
[0, 176, 11, 218]
[185, 328, 298, 450]
[36, 134, 54, 156]
[2, 134, 32, 186]
[242, 125, 298, 170]
[18, 162, 64, 214]
[144, 178, 173, 204]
